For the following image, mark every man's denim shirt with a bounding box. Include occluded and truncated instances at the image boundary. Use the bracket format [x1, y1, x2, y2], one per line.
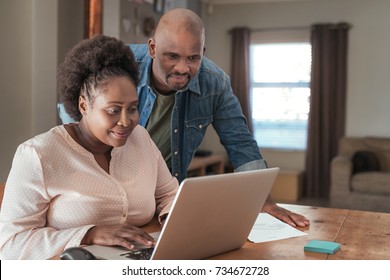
[58, 44, 267, 183]
[130, 45, 267, 183]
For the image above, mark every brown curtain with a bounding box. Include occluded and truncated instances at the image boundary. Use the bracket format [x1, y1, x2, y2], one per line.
[230, 27, 253, 132]
[304, 23, 350, 198]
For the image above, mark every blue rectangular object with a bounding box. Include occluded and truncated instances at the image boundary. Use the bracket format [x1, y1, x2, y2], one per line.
[304, 240, 341, 254]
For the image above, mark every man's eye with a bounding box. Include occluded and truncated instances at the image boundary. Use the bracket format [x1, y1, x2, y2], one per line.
[168, 54, 179, 59]
[188, 56, 200, 61]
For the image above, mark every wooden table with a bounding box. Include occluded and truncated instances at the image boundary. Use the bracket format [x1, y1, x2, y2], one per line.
[143, 204, 390, 260]
[52, 204, 390, 260]
[208, 204, 390, 260]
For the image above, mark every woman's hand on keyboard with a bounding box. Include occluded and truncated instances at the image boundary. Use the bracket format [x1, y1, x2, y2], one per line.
[80, 221, 156, 250]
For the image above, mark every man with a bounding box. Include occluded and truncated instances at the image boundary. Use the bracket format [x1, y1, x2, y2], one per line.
[59, 8, 309, 227]
[132, 8, 308, 227]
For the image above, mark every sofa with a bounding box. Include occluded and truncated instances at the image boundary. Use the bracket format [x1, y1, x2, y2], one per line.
[330, 137, 390, 213]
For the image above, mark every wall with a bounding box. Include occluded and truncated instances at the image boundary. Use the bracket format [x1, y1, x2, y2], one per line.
[57, 0, 84, 122]
[119, 0, 160, 44]
[0, 0, 32, 182]
[199, 0, 390, 170]
[0, 0, 58, 182]
[103, 0, 120, 38]
[0, 0, 83, 182]
[105, 0, 202, 43]
[58, 0, 84, 66]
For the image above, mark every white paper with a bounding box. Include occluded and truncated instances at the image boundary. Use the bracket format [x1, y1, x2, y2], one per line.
[248, 213, 308, 243]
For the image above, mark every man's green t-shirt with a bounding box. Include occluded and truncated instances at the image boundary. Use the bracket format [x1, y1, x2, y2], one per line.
[145, 92, 175, 170]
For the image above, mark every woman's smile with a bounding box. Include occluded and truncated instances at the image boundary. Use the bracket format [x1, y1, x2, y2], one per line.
[111, 129, 131, 139]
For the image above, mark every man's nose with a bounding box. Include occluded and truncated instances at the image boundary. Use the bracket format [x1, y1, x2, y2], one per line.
[174, 58, 190, 73]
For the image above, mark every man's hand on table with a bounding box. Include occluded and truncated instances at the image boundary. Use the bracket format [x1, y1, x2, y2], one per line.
[261, 199, 310, 228]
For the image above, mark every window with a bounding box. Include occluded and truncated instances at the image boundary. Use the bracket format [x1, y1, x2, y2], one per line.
[250, 30, 311, 150]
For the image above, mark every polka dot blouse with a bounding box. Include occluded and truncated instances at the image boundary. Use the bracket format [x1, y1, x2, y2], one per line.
[0, 125, 178, 259]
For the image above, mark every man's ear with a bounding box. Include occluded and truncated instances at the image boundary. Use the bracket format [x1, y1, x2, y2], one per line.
[148, 38, 156, 58]
[79, 95, 88, 116]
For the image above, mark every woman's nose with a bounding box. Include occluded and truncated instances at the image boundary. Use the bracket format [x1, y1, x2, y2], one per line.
[117, 112, 131, 127]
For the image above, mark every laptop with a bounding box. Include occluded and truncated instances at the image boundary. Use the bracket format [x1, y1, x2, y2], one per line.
[84, 167, 279, 260]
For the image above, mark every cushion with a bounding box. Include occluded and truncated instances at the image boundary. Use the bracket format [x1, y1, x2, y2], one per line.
[364, 137, 390, 152]
[351, 172, 390, 195]
[352, 150, 380, 174]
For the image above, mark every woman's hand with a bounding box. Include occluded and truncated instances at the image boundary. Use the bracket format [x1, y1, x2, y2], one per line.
[81, 221, 156, 250]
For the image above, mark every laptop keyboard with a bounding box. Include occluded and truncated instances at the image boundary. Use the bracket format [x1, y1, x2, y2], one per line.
[119, 247, 154, 260]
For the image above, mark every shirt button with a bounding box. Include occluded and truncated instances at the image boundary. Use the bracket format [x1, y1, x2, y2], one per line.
[174, 151, 178, 155]
[198, 124, 203, 129]
[174, 129, 178, 133]
[174, 173, 179, 177]
[122, 213, 126, 218]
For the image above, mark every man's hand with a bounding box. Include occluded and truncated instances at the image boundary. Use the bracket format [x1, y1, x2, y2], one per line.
[261, 198, 310, 227]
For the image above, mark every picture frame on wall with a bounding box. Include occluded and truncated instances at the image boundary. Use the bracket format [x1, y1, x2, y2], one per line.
[154, 0, 164, 14]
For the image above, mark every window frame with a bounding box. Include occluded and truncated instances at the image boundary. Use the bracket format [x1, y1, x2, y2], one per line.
[249, 29, 311, 151]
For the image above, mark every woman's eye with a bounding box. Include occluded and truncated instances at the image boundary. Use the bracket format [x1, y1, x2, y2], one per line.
[107, 108, 120, 114]
[128, 106, 138, 113]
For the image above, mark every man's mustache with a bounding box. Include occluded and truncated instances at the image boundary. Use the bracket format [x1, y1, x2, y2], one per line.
[168, 72, 191, 79]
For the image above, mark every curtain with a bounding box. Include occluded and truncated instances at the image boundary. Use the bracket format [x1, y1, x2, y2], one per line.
[230, 27, 253, 132]
[304, 23, 350, 198]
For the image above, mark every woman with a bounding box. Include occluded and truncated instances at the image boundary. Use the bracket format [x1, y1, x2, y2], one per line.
[0, 35, 178, 259]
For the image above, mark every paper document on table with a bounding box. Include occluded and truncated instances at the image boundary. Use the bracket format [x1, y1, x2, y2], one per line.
[248, 213, 308, 243]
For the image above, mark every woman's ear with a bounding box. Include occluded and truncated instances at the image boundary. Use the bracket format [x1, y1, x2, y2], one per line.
[79, 95, 88, 116]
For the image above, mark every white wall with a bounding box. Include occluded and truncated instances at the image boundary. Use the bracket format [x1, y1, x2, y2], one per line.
[32, 0, 58, 135]
[103, 0, 120, 38]
[1, 0, 36, 182]
[58, 0, 84, 65]
[0, 0, 83, 182]
[199, 0, 390, 170]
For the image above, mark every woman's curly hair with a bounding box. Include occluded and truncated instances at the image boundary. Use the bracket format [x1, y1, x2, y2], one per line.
[57, 35, 139, 121]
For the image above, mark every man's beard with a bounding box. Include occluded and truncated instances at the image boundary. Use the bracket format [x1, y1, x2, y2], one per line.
[166, 72, 191, 91]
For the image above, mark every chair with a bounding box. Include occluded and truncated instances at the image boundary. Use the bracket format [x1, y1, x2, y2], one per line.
[330, 137, 390, 212]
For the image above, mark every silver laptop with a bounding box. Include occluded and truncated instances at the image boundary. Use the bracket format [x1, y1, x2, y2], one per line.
[84, 167, 279, 260]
